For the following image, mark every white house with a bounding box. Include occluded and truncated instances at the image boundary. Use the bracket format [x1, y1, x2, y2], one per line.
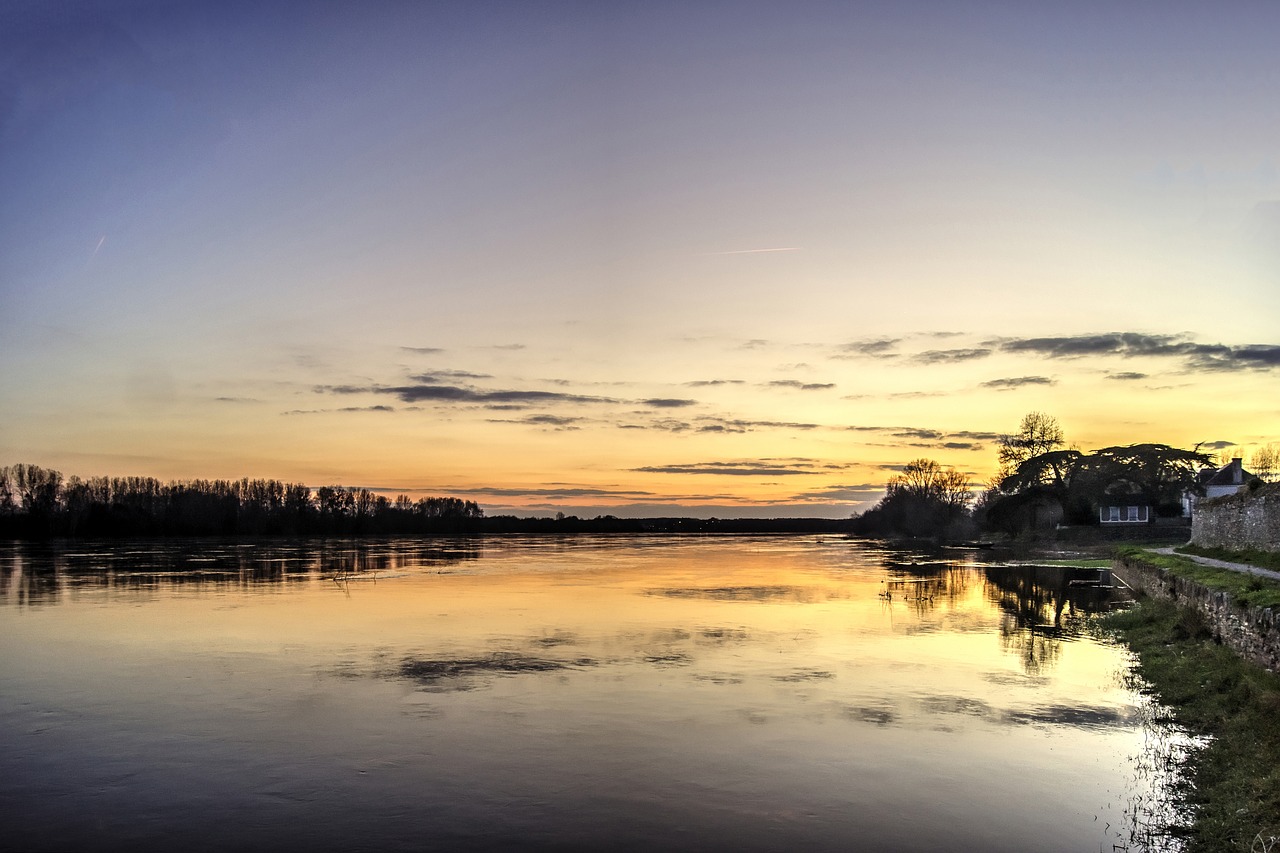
[1182, 457, 1257, 517]
[1205, 457, 1255, 499]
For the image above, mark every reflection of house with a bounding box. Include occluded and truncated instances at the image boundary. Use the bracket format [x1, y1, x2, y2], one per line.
[1204, 457, 1255, 499]
[1099, 504, 1151, 524]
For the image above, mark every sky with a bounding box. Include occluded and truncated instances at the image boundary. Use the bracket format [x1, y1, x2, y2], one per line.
[1, 0, 1277, 518]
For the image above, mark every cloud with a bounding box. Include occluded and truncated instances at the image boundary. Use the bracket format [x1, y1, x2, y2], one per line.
[633, 459, 835, 477]
[766, 380, 836, 391]
[488, 414, 583, 430]
[637, 418, 818, 434]
[316, 383, 617, 406]
[1198, 440, 1237, 451]
[1106, 371, 1149, 381]
[684, 379, 745, 387]
[990, 333, 1280, 372]
[891, 428, 943, 440]
[948, 430, 1002, 441]
[831, 338, 901, 360]
[786, 483, 886, 503]
[443, 485, 658, 499]
[214, 396, 262, 403]
[980, 376, 1056, 390]
[490, 344, 526, 350]
[282, 405, 395, 415]
[400, 346, 444, 355]
[410, 370, 493, 381]
[641, 398, 698, 408]
[911, 348, 993, 365]
[705, 247, 802, 255]
[847, 426, 998, 445]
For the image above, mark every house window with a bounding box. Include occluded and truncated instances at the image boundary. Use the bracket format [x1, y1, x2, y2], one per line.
[1108, 506, 1120, 522]
[1127, 506, 1139, 521]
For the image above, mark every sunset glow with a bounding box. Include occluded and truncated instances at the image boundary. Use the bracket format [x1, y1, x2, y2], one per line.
[1, 2, 1276, 517]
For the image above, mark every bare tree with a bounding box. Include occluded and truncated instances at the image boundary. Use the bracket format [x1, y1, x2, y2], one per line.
[997, 412, 1064, 476]
[1251, 443, 1279, 482]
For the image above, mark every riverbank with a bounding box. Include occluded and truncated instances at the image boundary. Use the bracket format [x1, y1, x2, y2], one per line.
[1102, 548, 1280, 852]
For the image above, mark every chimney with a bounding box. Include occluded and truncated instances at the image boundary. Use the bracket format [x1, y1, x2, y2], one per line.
[1232, 457, 1243, 484]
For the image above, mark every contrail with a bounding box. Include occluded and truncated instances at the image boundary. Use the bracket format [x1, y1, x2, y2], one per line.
[704, 247, 801, 256]
[91, 235, 106, 259]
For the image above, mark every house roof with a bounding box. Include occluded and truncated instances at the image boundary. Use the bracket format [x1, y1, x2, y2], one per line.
[1204, 458, 1255, 487]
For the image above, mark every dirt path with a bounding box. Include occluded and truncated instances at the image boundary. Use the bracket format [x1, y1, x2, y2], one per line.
[1152, 546, 1280, 582]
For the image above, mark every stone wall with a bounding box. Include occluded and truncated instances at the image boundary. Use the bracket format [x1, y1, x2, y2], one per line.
[1192, 483, 1280, 552]
[1113, 554, 1280, 671]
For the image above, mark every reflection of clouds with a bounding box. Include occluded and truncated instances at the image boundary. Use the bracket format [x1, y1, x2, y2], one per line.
[981, 671, 1050, 688]
[843, 705, 897, 726]
[772, 668, 835, 683]
[1005, 704, 1136, 729]
[693, 673, 744, 685]
[532, 631, 578, 647]
[920, 695, 995, 718]
[696, 627, 751, 645]
[645, 585, 818, 603]
[398, 652, 597, 691]
[644, 652, 693, 667]
[883, 694, 1140, 731]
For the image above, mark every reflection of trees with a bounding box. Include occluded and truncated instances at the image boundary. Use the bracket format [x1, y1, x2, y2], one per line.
[878, 552, 974, 614]
[984, 566, 1112, 675]
[0, 538, 484, 607]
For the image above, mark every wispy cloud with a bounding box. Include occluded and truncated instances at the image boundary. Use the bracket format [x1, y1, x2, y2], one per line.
[316, 383, 617, 406]
[1106, 371, 1149, 381]
[411, 370, 493, 382]
[634, 459, 844, 477]
[684, 379, 745, 387]
[400, 346, 445, 355]
[980, 376, 1056, 390]
[845, 425, 998, 449]
[831, 338, 901, 360]
[786, 483, 886, 503]
[636, 417, 821, 434]
[705, 247, 801, 255]
[487, 414, 584, 430]
[988, 333, 1280, 372]
[766, 380, 836, 391]
[283, 405, 395, 415]
[910, 348, 993, 365]
[443, 485, 659, 499]
[641, 398, 698, 408]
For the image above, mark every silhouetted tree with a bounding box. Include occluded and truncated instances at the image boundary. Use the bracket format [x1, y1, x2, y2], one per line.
[997, 412, 1064, 477]
[852, 458, 973, 538]
[1251, 443, 1279, 482]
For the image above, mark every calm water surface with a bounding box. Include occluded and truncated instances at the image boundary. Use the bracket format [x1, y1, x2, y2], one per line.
[0, 536, 1182, 852]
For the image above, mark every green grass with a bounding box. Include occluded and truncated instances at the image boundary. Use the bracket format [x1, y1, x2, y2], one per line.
[1177, 543, 1280, 573]
[1099, 598, 1280, 852]
[1035, 557, 1113, 568]
[1115, 545, 1280, 609]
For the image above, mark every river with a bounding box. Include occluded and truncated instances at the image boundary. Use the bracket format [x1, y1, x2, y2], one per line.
[0, 535, 1185, 851]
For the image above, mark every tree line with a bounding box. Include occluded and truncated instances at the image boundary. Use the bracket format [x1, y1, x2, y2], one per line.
[0, 463, 856, 539]
[0, 463, 484, 537]
[852, 412, 1276, 540]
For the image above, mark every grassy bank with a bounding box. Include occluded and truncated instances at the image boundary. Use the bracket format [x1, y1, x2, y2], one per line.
[1115, 544, 1280, 608]
[1101, 593, 1280, 850]
[1177, 543, 1280, 573]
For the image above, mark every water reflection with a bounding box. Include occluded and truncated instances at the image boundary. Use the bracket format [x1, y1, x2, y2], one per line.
[0, 536, 1178, 852]
[0, 538, 484, 607]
